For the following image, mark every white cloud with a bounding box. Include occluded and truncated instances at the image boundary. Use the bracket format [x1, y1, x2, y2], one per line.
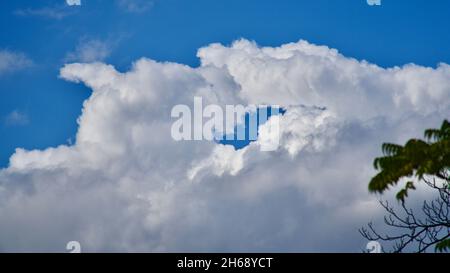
[0, 39, 448, 252]
[65, 39, 112, 63]
[3, 110, 29, 126]
[66, 0, 81, 6]
[0, 50, 32, 75]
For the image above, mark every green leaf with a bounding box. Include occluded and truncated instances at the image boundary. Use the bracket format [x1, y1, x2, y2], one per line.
[369, 120, 450, 200]
[435, 238, 450, 252]
[395, 182, 416, 203]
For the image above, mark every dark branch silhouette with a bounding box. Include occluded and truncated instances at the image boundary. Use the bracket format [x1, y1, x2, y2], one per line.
[360, 176, 450, 253]
[362, 120, 450, 253]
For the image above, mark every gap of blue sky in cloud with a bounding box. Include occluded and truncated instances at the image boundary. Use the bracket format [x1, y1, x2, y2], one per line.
[0, 0, 449, 252]
[219, 107, 286, 150]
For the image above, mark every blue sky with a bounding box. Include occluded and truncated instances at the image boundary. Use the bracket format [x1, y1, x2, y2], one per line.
[1, 0, 450, 168]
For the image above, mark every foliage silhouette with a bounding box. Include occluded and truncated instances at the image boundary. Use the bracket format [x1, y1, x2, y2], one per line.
[361, 120, 450, 253]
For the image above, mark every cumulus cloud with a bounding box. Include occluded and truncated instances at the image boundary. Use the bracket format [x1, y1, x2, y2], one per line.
[0, 50, 32, 75]
[0, 39, 448, 252]
[65, 39, 112, 63]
